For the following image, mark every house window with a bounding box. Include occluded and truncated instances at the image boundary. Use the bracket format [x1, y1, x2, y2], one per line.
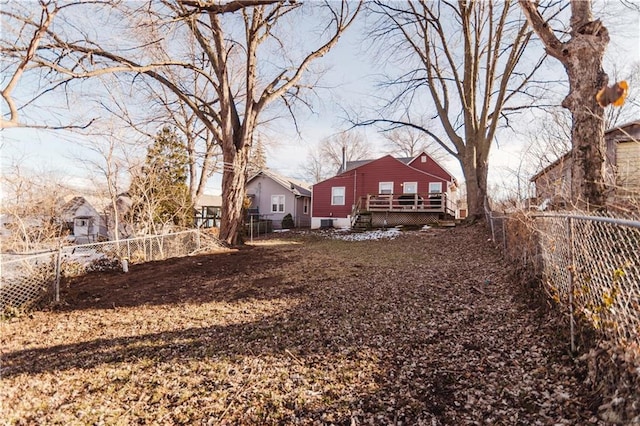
[429, 182, 443, 193]
[75, 219, 88, 227]
[379, 182, 394, 194]
[331, 187, 345, 205]
[403, 182, 418, 194]
[421, 155, 427, 163]
[271, 195, 285, 213]
[303, 198, 309, 214]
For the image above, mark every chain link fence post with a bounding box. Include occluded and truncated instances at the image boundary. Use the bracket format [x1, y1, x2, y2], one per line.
[566, 216, 576, 353]
[54, 243, 62, 303]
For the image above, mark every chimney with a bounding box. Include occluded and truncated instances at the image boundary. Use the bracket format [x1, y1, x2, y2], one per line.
[341, 146, 346, 173]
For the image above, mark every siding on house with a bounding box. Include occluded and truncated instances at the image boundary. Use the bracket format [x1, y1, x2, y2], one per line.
[312, 153, 456, 227]
[531, 156, 572, 203]
[246, 170, 312, 228]
[615, 140, 640, 197]
[531, 120, 640, 207]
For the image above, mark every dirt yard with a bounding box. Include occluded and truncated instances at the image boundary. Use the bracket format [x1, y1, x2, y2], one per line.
[1, 224, 602, 425]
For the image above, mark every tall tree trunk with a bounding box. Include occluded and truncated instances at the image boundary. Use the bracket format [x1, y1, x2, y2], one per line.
[461, 143, 490, 220]
[520, 0, 609, 209]
[563, 44, 608, 209]
[219, 143, 250, 245]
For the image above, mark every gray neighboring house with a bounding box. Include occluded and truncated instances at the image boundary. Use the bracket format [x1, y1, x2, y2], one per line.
[60, 196, 108, 243]
[246, 169, 312, 228]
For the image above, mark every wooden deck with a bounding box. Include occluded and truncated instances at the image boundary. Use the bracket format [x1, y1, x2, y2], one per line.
[351, 193, 456, 228]
[361, 193, 454, 215]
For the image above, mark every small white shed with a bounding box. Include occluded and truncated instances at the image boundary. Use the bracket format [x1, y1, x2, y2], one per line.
[60, 196, 108, 243]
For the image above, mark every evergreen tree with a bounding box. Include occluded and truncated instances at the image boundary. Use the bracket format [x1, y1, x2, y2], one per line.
[129, 127, 193, 232]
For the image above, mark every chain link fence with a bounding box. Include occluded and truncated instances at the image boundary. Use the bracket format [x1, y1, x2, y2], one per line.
[1, 230, 217, 316]
[488, 209, 640, 421]
[486, 210, 640, 351]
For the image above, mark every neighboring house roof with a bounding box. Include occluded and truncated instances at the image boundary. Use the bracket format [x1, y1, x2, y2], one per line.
[196, 194, 222, 208]
[60, 196, 99, 222]
[60, 196, 85, 218]
[529, 153, 570, 183]
[530, 119, 640, 183]
[247, 169, 312, 197]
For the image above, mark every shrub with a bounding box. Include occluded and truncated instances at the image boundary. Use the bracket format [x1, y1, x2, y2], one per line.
[281, 213, 294, 229]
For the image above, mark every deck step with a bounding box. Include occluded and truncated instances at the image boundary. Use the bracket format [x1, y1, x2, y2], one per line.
[352, 212, 373, 230]
[438, 220, 456, 227]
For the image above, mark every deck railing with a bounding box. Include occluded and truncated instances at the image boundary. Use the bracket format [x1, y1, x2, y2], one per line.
[359, 193, 455, 216]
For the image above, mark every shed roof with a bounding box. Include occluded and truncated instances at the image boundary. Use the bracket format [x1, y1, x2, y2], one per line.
[60, 196, 92, 221]
[196, 194, 222, 208]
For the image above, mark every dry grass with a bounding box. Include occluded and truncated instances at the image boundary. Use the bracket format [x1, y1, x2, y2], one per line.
[1, 225, 601, 425]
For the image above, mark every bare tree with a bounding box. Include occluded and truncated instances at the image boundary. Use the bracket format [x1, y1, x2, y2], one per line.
[0, 0, 103, 130]
[519, 0, 614, 209]
[380, 126, 447, 162]
[0, 160, 72, 252]
[1, 0, 361, 244]
[493, 108, 572, 206]
[300, 130, 371, 183]
[72, 124, 138, 242]
[364, 0, 547, 220]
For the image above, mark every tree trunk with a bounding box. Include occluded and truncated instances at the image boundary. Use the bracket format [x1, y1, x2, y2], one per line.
[219, 144, 250, 245]
[460, 144, 490, 220]
[519, 0, 610, 210]
[562, 46, 608, 209]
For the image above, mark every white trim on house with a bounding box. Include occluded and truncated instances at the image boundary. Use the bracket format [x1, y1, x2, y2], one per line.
[271, 194, 285, 213]
[429, 182, 443, 193]
[379, 181, 394, 194]
[331, 186, 346, 205]
[403, 182, 418, 194]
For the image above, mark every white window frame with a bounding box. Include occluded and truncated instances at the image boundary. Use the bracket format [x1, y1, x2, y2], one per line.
[331, 187, 345, 205]
[271, 195, 285, 213]
[303, 198, 309, 214]
[429, 182, 443, 193]
[403, 182, 418, 194]
[379, 181, 394, 195]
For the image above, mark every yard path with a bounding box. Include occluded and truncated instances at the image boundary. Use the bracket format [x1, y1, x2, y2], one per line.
[1, 224, 600, 425]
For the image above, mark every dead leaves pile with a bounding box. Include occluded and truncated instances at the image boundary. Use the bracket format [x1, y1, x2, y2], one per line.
[1, 225, 603, 425]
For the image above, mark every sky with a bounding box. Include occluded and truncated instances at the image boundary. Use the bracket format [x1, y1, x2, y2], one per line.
[264, 2, 640, 198]
[1, 1, 639, 202]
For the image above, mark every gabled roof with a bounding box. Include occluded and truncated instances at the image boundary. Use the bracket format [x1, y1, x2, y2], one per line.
[342, 156, 413, 173]
[406, 152, 457, 182]
[60, 196, 91, 220]
[247, 169, 312, 197]
[339, 152, 455, 182]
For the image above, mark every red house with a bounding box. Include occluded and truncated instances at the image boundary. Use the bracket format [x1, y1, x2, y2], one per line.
[311, 152, 459, 229]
